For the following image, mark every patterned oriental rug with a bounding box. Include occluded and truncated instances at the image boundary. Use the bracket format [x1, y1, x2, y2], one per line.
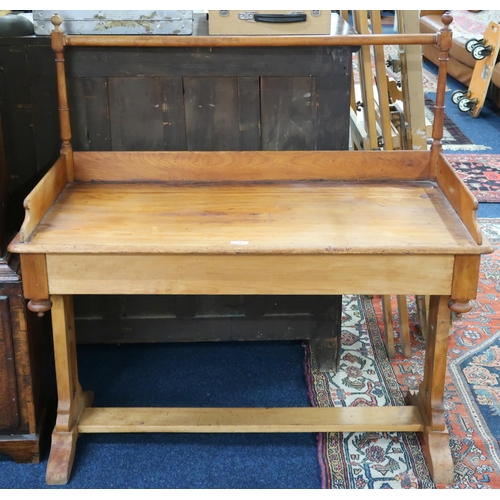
[306, 219, 500, 489]
[445, 155, 500, 203]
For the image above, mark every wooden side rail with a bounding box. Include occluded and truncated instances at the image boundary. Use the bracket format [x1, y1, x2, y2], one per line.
[73, 150, 432, 183]
[62, 33, 439, 48]
[19, 155, 68, 243]
[436, 153, 482, 245]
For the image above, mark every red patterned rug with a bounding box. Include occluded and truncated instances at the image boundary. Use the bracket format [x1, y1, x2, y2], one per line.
[445, 155, 500, 202]
[306, 219, 500, 489]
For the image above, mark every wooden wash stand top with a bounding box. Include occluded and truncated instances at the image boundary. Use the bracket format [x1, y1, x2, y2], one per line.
[8, 13, 494, 485]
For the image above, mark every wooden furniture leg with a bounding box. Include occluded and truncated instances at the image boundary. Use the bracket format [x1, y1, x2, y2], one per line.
[46, 294, 93, 485]
[396, 295, 412, 357]
[381, 295, 395, 358]
[407, 295, 454, 485]
[416, 295, 429, 339]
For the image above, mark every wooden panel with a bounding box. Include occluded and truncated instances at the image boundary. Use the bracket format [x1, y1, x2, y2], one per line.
[436, 153, 482, 245]
[83, 78, 111, 151]
[0, 295, 20, 430]
[184, 77, 260, 151]
[107, 77, 163, 151]
[16, 181, 484, 255]
[68, 78, 111, 152]
[451, 255, 482, 301]
[315, 67, 352, 150]
[20, 255, 49, 299]
[160, 77, 187, 151]
[73, 150, 432, 183]
[57, 46, 337, 79]
[46, 254, 454, 295]
[19, 155, 67, 243]
[261, 77, 318, 150]
[31, 77, 61, 173]
[78, 406, 424, 433]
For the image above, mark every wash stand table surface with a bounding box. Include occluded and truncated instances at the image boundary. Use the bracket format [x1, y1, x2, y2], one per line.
[8, 13, 494, 486]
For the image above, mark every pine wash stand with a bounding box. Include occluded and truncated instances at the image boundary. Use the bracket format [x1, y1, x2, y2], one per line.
[8, 13, 494, 485]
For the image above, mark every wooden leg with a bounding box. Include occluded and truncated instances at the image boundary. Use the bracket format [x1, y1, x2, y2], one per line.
[396, 295, 412, 357]
[381, 295, 395, 358]
[46, 295, 92, 485]
[416, 295, 429, 340]
[408, 295, 454, 485]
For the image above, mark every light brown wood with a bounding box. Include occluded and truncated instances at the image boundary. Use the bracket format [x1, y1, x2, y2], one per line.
[436, 153, 482, 245]
[19, 254, 49, 299]
[9, 181, 489, 256]
[46, 254, 455, 296]
[353, 11, 379, 150]
[416, 295, 429, 339]
[8, 14, 491, 486]
[19, 155, 67, 243]
[451, 255, 482, 301]
[77, 406, 424, 433]
[419, 295, 450, 432]
[467, 22, 500, 118]
[73, 150, 432, 183]
[407, 390, 454, 485]
[397, 295, 412, 357]
[382, 295, 395, 358]
[370, 10, 394, 151]
[63, 33, 439, 48]
[397, 11, 428, 151]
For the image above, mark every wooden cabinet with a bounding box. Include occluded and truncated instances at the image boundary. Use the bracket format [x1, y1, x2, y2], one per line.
[0, 111, 54, 462]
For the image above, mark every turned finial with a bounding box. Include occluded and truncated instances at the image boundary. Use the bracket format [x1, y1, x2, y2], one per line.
[448, 299, 472, 316]
[51, 13, 63, 31]
[28, 299, 53, 317]
[441, 11, 453, 30]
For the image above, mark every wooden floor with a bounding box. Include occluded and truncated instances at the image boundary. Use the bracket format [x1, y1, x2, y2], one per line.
[18, 180, 483, 255]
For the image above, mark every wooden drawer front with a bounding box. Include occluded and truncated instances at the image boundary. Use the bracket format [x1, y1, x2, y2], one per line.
[47, 254, 454, 296]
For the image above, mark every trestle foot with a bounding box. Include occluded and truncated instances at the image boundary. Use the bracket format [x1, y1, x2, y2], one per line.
[407, 390, 454, 485]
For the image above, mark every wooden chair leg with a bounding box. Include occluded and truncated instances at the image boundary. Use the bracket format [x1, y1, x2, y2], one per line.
[46, 295, 93, 485]
[407, 295, 454, 485]
[396, 295, 412, 357]
[381, 295, 395, 358]
[416, 294, 429, 340]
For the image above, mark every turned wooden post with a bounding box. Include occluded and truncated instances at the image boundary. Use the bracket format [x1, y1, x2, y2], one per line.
[51, 13, 74, 182]
[430, 12, 453, 178]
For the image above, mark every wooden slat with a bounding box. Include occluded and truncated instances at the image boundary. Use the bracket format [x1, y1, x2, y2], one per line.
[108, 78, 163, 151]
[160, 77, 187, 151]
[73, 150, 431, 182]
[261, 77, 318, 150]
[78, 406, 424, 433]
[436, 153, 482, 245]
[19, 155, 67, 243]
[184, 77, 260, 151]
[46, 254, 454, 296]
[353, 11, 379, 150]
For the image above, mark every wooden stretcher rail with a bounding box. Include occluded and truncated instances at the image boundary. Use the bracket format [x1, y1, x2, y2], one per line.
[63, 33, 439, 48]
[77, 407, 424, 433]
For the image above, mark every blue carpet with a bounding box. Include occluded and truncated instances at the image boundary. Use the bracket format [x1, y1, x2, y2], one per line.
[0, 341, 321, 488]
[423, 60, 500, 155]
